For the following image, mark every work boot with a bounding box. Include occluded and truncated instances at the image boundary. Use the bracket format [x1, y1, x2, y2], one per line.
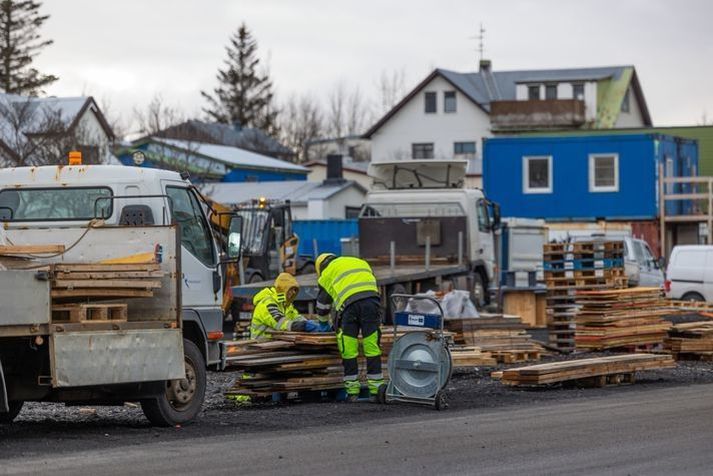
[345, 394, 359, 403]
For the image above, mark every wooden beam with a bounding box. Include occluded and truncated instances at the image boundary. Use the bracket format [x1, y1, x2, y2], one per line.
[0, 244, 65, 255]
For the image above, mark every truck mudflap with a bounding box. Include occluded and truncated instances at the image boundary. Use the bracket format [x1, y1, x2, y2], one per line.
[51, 329, 185, 387]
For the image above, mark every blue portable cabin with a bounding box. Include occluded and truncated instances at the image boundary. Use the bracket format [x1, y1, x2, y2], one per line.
[483, 134, 698, 221]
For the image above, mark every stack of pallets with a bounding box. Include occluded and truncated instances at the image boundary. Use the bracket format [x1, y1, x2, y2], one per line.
[446, 316, 544, 364]
[664, 321, 713, 360]
[499, 354, 675, 387]
[49, 263, 165, 323]
[575, 287, 670, 350]
[543, 241, 627, 353]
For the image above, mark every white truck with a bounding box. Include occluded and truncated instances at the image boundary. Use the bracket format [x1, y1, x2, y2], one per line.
[0, 163, 242, 426]
[231, 160, 501, 309]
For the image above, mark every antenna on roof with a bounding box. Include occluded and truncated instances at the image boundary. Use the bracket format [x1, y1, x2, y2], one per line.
[469, 23, 486, 62]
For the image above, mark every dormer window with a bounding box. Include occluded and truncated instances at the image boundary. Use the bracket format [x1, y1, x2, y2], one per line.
[545, 84, 557, 100]
[528, 85, 540, 100]
[425, 92, 437, 113]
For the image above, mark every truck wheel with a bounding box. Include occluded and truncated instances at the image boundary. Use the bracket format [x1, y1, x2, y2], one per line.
[681, 292, 705, 302]
[471, 273, 487, 309]
[0, 401, 23, 424]
[141, 339, 206, 427]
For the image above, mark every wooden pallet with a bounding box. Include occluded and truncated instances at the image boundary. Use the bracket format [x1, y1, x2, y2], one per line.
[51, 303, 128, 323]
[500, 354, 675, 387]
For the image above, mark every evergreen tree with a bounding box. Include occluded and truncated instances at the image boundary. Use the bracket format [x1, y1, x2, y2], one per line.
[201, 23, 278, 134]
[0, 0, 57, 96]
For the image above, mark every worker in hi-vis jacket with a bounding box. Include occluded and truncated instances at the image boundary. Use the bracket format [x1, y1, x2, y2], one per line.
[315, 253, 384, 402]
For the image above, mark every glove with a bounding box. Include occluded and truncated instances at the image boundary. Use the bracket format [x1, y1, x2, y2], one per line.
[290, 320, 307, 332]
[304, 320, 333, 333]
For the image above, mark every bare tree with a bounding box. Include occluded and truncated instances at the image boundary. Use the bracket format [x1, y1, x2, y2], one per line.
[278, 93, 324, 163]
[132, 94, 186, 138]
[325, 81, 372, 139]
[375, 68, 407, 116]
[99, 96, 127, 141]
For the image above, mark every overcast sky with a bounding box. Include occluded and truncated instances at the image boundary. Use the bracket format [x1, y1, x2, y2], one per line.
[36, 0, 713, 134]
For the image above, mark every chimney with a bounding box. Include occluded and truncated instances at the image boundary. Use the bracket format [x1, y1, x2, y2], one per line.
[479, 59, 491, 72]
[325, 154, 345, 184]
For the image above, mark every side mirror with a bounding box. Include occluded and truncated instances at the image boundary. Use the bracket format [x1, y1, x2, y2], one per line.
[490, 202, 501, 230]
[657, 256, 666, 270]
[227, 215, 243, 260]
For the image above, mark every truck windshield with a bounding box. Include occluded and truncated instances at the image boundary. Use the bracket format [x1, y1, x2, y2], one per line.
[0, 187, 112, 221]
[360, 202, 464, 218]
[237, 208, 270, 255]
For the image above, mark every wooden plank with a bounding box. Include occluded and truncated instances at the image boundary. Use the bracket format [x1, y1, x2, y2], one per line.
[53, 263, 161, 272]
[52, 279, 162, 289]
[51, 288, 154, 298]
[0, 244, 65, 254]
[54, 270, 165, 280]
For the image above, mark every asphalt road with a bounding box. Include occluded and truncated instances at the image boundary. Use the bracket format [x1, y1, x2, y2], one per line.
[2, 383, 712, 476]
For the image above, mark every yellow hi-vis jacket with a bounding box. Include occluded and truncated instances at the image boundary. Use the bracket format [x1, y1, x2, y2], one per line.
[250, 287, 300, 339]
[317, 256, 379, 312]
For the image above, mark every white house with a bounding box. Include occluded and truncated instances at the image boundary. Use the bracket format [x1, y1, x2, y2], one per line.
[0, 94, 114, 165]
[364, 61, 652, 188]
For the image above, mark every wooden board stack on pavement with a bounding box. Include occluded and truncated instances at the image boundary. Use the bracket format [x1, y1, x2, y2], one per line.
[543, 241, 627, 353]
[575, 287, 670, 350]
[664, 321, 713, 360]
[500, 353, 675, 387]
[446, 315, 545, 364]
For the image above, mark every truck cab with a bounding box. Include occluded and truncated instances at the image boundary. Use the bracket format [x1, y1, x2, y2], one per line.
[361, 160, 500, 305]
[0, 163, 239, 425]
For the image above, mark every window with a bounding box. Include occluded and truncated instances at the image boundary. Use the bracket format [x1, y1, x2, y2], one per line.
[424, 92, 437, 113]
[528, 85, 540, 100]
[545, 84, 557, 100]
[572, 83, 585, 100]
[166, 186, 215, 266]
[444, 91, 457, 113]
[412, 143, 434, 159]
[0, 187, 112, 221]
[523, 156, 552, 194]
[476, 199, 491, 232]
[345, 206, 361, 219]
[589, 154, 619, 192]
[621, 88, 630, 113]
[454, 142, 476, 155]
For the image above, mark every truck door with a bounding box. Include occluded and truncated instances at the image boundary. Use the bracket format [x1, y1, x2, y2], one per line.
[476, 198, 495, 269]
[280, 206, 298, 275]
[164, 184, 220, 308]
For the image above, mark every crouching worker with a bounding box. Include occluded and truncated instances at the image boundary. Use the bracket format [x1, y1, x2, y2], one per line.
[315, 253, 384, 402]
[250, 272, 303, 339]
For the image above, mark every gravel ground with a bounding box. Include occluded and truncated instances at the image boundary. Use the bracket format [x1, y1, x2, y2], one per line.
[2, 350, 713, 459]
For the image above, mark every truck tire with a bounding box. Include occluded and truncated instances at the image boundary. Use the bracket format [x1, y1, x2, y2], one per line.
[141, 339, 206, 427]
[681, 292, 705, 302]
[0, 401, 23, 424]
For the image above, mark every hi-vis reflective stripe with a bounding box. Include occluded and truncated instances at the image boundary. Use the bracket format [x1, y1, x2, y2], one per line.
[250, 324, 269, 335]
[316, 301, 331, 311]
[332, 268, 368, 286]
[367, 373, 384, 380]
[335, 279, 376, 305]
[276, 317, 290, 330]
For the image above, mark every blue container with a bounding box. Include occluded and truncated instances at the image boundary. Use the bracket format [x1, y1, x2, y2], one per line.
[483, 134, 699, 221]
[293, 219, 359, 257]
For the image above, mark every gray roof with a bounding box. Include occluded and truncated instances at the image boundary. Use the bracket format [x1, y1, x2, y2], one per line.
[199, 180, 365, 206]
[152, 137, 309, 173]
[305, 156, 370, 173]
[438, 66, 628, 111]
[156, 120, 293, 157]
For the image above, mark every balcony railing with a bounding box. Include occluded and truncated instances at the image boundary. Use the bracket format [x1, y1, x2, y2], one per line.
[490, 99, 586, 131]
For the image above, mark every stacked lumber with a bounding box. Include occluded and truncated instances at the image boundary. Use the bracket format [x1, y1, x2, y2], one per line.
[446, 315, 544, 364]
[500, 354, 676, 387]
[543, 241, 627, 353]
[664, 321, 713, 360]
[224, 333, 343, 398]
[50, 263, 164, 300]
[575, 287, 670, 350]
[450, 346, 497, 367]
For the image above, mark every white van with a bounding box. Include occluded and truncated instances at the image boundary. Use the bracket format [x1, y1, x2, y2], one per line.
[665, 245, 713, 301]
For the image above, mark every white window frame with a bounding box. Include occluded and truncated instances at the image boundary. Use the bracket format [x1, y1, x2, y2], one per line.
[589, 153, 619, 193]
[522, 156, 553, 194]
